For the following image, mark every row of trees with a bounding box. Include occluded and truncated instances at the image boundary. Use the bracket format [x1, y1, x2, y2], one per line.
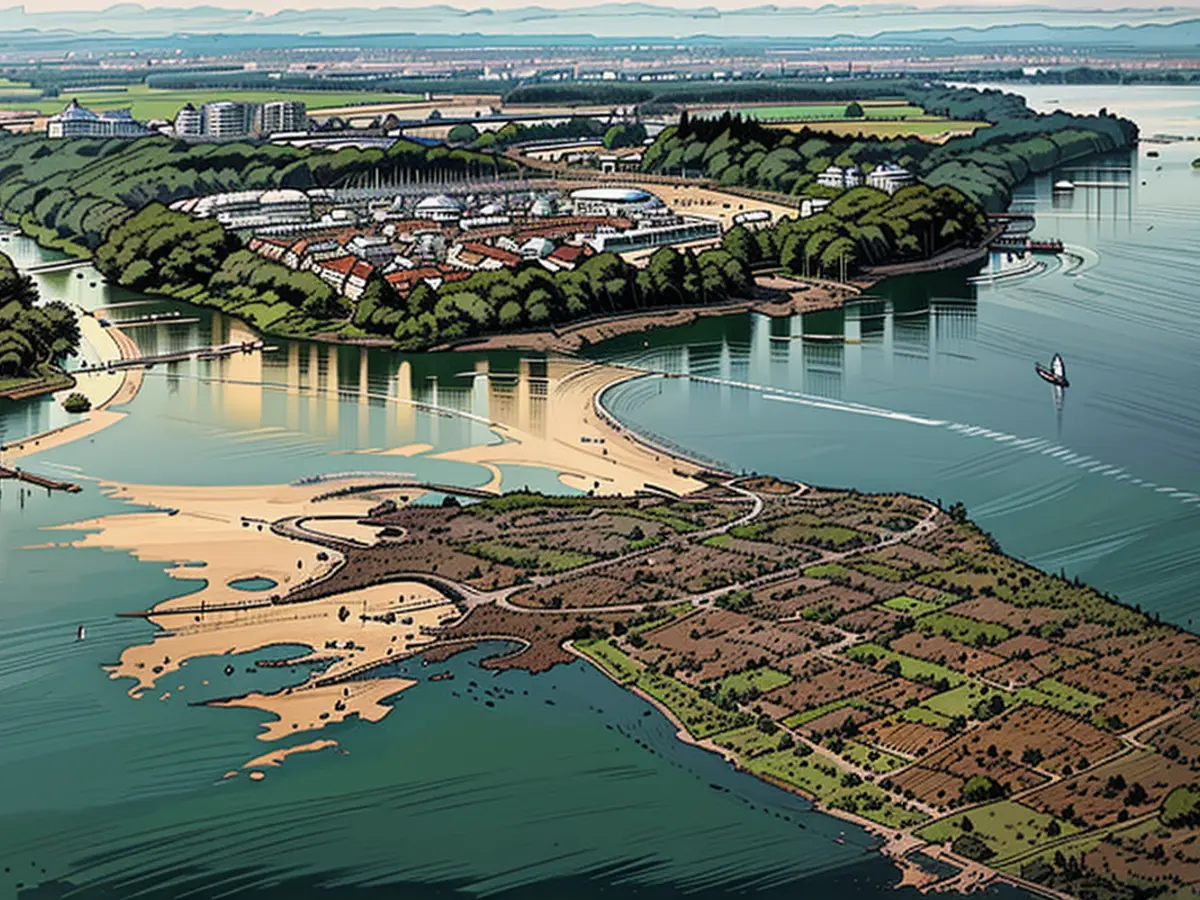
[0, 251, 79, 379]
[355, 244, 754, 350]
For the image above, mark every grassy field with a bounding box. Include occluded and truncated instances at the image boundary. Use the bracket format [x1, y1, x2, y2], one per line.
[574, 638, 743, 737]
[0, 83, 423, 119]
[845, 643, 967, 688]
[1017, 677, 1106, 715]
[916, 610, 1012, 647]
[574, 638, 641, 684]
[803, 562, 854, 579]
[842, 739, 909, 774]
[921, 683, 1007, 719]
[917, 800, 1081, 863]
[746, 749, 926, 827]
[770, 118, 991, 142]
[849, 560, 911, 582]
[712, 724, 788, 758]
[737, 101, 925, 122]
[638, 670, 745, 738]
[463, 540, 596, 574]
[880, 595, 944, 617]
[718, 666, 793, 697]
[898, 705, 953, 727]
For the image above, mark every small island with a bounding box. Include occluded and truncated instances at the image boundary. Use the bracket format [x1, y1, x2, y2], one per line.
[0, 250, 80, 401]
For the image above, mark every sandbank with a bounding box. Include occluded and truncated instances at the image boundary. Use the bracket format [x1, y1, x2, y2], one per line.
[433, 358, 709, 497]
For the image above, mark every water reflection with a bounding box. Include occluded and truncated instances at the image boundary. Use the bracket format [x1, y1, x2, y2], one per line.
[589, 266, 979, 405]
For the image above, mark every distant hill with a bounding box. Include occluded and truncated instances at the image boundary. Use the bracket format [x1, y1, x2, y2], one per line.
[0, 3, 1197, 45]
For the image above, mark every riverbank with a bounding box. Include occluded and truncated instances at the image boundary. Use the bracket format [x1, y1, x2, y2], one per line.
[0, 362, 74, 402]
[0, 312, 142, 463]
[435, 276, 872, 354]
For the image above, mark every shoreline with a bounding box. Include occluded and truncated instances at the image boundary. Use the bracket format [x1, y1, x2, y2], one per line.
[0, 312, 142, 463]
[40, 354, 1175, 900]
[433, 275, 873, 354]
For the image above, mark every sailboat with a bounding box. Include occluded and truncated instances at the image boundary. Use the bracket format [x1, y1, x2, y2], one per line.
[1035, 353, 1069, 388]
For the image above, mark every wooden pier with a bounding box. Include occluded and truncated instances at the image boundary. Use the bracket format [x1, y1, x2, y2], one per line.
[0, 464, 82, 493]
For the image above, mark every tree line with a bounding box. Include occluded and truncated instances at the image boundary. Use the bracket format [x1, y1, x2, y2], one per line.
[645, 96, 1137, 210]
[0, 251, 79, 380]
[0, 133, 515, 256]
[356, 244, 752, 349]
[721, 182, 987, 278]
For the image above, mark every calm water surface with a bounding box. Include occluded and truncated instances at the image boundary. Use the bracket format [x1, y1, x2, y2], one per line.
[3, 85, 1196, 899]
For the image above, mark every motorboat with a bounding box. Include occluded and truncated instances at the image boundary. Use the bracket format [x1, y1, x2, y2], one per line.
[1035, 353, 1069, 388]
[1053, 180, 1075, 191]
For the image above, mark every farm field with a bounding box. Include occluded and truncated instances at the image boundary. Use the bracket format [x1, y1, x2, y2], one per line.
[0, 83, 424, 118]
[732, 101, 926, 121]
[290, 479, 1200, 900]
[768, 118, 992, 141]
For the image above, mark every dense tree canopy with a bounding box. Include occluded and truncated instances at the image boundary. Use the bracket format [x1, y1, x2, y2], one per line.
[0, 251, 79, 379]
[642, 97, 1136, 210]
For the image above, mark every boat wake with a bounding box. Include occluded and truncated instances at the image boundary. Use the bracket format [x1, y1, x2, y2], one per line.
[627, 368, 1200, 510]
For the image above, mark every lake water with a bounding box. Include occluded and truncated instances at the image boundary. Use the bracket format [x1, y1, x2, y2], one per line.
[2, 84, 1198, 899]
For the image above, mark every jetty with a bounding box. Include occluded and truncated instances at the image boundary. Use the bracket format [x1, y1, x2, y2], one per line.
[75, 339, 268, 373]
[24, 258, 93, 275]
[0, 464, 82, 493]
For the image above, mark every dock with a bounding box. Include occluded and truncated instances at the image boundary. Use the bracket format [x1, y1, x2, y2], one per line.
[75, 339, 268, 374]
[0, 464, 82, 493]
[24, 258, 93, 275]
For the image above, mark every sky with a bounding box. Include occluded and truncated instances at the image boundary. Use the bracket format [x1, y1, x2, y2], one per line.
[10, 0, 1200, 13]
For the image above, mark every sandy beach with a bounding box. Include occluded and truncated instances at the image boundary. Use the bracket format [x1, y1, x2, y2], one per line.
[433, 357, 710, 496]
[1, 313, 142, 463]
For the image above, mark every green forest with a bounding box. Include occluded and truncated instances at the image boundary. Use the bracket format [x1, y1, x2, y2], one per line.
[721, 183, 987, 278]
[0, 134, 513, 256]
[642, 100, 1136, 211]
[0, 251, 79, 385]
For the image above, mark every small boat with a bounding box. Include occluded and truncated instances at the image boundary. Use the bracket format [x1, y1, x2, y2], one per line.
[1147, 150, 1160, 158]
[1035, 353, 1069, 388]
[834, 831, 846, 844]
[76, 624, 86, 642]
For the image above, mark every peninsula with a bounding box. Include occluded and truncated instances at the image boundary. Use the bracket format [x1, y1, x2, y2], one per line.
[66, 358, 1199, 900]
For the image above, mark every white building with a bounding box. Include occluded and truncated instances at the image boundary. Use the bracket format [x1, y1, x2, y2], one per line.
[169, 188, 311, 230]
[585, 216, 721, 254]
[816, 165, 864, 190]
[203, 101, 253, 140]
[259, 101, 307, 136]
[570, 186, 665, 218]
[866, 163, 916, 195]
[414, 194, 464, 223]
[46, 100, 150, 139]
[519, 236, 555, 259]
[346, 235, 397, 266]
[800, 198, 832, 219]
[174, 103, 203, 137]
